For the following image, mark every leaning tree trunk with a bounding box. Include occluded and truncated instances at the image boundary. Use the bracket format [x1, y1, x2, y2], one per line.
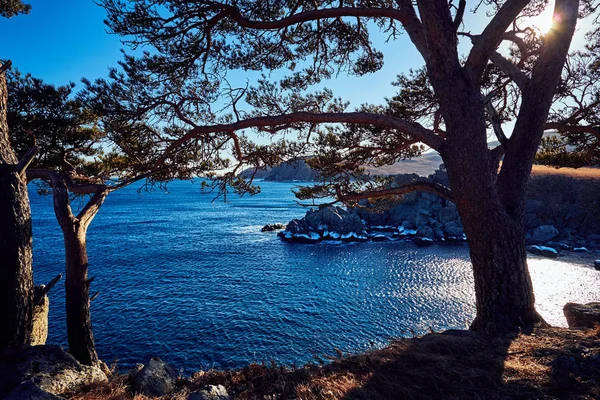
[0, 65, 34, 347]
[50, 176, 106, 366]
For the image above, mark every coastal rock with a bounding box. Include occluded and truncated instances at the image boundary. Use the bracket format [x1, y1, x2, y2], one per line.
[527, 245, 558, 258]
[188, 384, 230, 400]
[527, 225, 559, 243]
[443, 221, 464, 238]
[414, 237, 434, 247]
[279, 206, 368, 242]
[4, 381, 65, 400]
[563, 302, 600, 328]
[131, 357, 178, 397]
[0, 345, 107, 397]
[528, 245, 557, 257]
[261, 223, 285, 232]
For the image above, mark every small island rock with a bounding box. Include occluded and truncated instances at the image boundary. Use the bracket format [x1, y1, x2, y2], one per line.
[261, 223, 285, 232]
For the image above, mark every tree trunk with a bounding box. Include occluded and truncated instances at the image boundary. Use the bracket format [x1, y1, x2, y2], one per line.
[0, 65, 33, 347]
[439, 89, 540, 333]
[63, 221, 98, 366]
[49, 176, 105, 366]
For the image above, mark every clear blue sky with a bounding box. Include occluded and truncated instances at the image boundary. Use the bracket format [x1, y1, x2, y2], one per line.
[0, 0, 428, 108]
[0, 1, 123, 86]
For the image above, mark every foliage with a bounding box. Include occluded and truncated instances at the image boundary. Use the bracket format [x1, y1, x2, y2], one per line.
[0, 0, 30, 18]
[7, 70, 107, 183]
[535, 136, 595, 168]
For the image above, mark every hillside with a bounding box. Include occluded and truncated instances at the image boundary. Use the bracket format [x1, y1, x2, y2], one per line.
[239, 159, 317, 182]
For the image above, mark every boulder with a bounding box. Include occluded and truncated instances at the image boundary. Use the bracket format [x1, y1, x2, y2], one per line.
[438, 204, 458, 223]
[563, 302, 600, 328]
[527, 245, 558, 258]
[443, 221, 464, 238]
[188, 384, 230, 400]
[260, 223, 285, 232]
[0, 345, 107, 398]
[131, 357, 178, 397]
[527, 225, 559, 243]
[4, 381, 65, 400]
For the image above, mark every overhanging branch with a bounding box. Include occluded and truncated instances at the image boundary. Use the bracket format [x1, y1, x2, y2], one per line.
[157, 112, 443, 166]
[336, 180, 453, 203]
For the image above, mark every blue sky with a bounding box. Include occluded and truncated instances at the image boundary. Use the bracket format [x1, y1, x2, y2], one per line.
[0, 0, 427, 109]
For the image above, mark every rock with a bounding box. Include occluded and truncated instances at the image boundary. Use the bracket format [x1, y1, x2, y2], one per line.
[573, 247, 588, 252]
[187, 384, 230, 400]
[0, 345, 107, 397]
[563, 302, 600, 328]
[416, 225, 434, 240]
[527, 245, 559, 258]
[131, 357, 178, 397]
[31, 294, 49, 346]
[438, 204, 458, 223]
[527, 225, 559, 243]
[260, 223, 285, 232]
[414, 237, 434, 247]
[127, 363, 145, 381]
[443, 221, 464, 238]
[594, 260, 600, 270]
[552, 355, 579, 373]
[4, 381, 65, 400]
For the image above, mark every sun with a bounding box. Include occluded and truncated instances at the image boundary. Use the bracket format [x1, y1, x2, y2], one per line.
[532, 5, 556, 35]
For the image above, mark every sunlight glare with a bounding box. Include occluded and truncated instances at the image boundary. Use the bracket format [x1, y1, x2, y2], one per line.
[533, 4, 556, 35]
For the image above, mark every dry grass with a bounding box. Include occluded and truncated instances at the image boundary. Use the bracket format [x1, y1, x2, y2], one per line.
[531, 165, 600, 179]
[68, 326, 600, 399]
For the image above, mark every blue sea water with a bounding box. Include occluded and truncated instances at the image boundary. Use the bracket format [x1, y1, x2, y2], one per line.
[29, 180, 600, 373]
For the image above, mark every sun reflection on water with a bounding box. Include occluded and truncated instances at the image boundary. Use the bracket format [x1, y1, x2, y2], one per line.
[529, 258, 600, 327]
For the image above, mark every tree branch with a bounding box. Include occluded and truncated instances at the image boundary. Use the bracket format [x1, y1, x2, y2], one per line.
[545, 122, 600, 139]
[222, 5, 411, 30]
[489, 51, 529, 90]
[337, 180, 453, 203]
[157, 112, 443, 166]
[465, 0, 530, 78]
[77, 188, 108, 227]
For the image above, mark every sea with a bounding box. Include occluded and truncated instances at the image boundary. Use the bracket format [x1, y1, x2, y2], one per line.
[29, 180, 600, 374]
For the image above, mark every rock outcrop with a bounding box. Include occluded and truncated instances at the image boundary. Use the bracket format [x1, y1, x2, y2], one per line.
[563, 302, 600, 328]
[279, 166, 600, 249]
[0, 345, 107, 398]
[130, 357, 178, 397]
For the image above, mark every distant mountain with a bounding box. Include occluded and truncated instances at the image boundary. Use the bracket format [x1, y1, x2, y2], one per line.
[239, 159, 317, 182]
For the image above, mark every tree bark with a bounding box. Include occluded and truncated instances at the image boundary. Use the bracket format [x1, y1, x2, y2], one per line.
[63, 220, 98, 366]
[0, 65, 34, 347]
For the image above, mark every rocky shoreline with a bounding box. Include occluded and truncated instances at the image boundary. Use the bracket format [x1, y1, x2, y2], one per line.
[273, 167, 600, 258]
